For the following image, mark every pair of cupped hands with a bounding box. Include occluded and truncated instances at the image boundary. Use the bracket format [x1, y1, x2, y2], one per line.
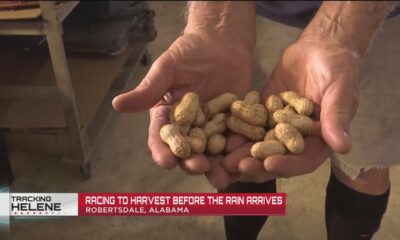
[112, 32, 361, 189]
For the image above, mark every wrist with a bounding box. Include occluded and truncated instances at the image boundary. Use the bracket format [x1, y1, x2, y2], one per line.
[299, 1, 395, 57]
[183, 1, 256, 51]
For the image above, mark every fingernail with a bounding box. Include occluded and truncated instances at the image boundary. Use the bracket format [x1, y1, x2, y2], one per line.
[343, 130, 351, 141]
[163, 92, 173, 103]
[263, 158, 271, 171]
[343, 130, 352, 149]
[111, 96, 121, 109]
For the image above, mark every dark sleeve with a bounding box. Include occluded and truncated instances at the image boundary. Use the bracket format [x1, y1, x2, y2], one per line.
[256, 1, 321, 29]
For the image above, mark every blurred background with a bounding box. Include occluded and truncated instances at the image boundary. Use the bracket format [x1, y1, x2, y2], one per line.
[1, 1, 399, 240]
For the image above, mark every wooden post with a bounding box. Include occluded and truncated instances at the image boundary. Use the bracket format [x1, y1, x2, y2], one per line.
[39, 1, 87, 162]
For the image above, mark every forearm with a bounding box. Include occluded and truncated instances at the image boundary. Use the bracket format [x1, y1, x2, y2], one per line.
[184, 1, 256, 50]
[300, 1, 396, 57]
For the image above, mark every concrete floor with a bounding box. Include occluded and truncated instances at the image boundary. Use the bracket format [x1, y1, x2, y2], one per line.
[9, 2, 400, 240]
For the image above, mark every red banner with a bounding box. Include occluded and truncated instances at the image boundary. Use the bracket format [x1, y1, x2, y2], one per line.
[78, 193, 285, 216]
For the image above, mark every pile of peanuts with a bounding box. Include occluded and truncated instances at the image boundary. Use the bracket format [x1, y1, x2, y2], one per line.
[160, 91, 314, 161]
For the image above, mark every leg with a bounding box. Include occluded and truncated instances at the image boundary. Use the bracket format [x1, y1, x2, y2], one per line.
[219, 180, 276, 240]
[325, 165, 390, 240]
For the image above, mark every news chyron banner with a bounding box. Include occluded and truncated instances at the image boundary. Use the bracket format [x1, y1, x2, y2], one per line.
[0, 193, 285, 216]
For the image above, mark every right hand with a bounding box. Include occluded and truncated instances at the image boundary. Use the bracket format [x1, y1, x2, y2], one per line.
[223, 39, 360, 183]
[112, 33, 253, 189]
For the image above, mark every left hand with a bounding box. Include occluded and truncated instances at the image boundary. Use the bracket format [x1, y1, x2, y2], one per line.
[223, 39, 361, 182]
[112, 33, 253, 188]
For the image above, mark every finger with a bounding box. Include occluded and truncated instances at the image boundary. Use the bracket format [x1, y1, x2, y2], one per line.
[261, 69, 288, 98]
[263, 136, 331, 178]
[222, 142, 253, 174]
[205, 155, 230, 190]
[179, 154, 210, 175]
[321, 81, 358, 154]
[148, 105, 178, 169]
[112, 57, 173, 112]
[238, 157, 278, 183]
[225, 133, 248, 153]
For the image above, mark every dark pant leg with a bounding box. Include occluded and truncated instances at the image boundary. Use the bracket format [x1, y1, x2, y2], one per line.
[219, 180, 277, 240]
[325, 171, 389, 240]
[0, 134, 13, 184]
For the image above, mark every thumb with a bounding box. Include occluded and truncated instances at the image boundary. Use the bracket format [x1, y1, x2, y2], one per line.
[112, 58, 173, 112]
[320, 81, 358, 154]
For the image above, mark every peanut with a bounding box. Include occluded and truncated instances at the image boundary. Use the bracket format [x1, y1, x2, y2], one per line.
[283, 105, 296, 112]
[207, 134, 226, 155]
[179, 124, 191, 135]
[193, 108, 206, 127]
[160, 124, 191, 158]
[266, 94, 284, 113]
[226, 116, 266, 141]
[250, 140, 287, 160]
[264, 129, 277, 141]
[273, 109, 314, 135]
[274, 123, 305, 154]
[265, 94, 284, 128]
[162, 90, 314, 159]
[204, 93, 237, 117]
[170, 105, 191, 134]
[203, 113, 227, 137]
[230, 101, 268, 127]
[189, 127, 207, 144]
[280, 91, 314, 116]
[187, 136, 206, 154]
[243, 91, 260, 104]
[174, 92, 200, 125]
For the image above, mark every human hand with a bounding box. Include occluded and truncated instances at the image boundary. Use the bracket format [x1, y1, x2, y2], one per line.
[223, 39, 361, 182]
[112, 33, 252, 186]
